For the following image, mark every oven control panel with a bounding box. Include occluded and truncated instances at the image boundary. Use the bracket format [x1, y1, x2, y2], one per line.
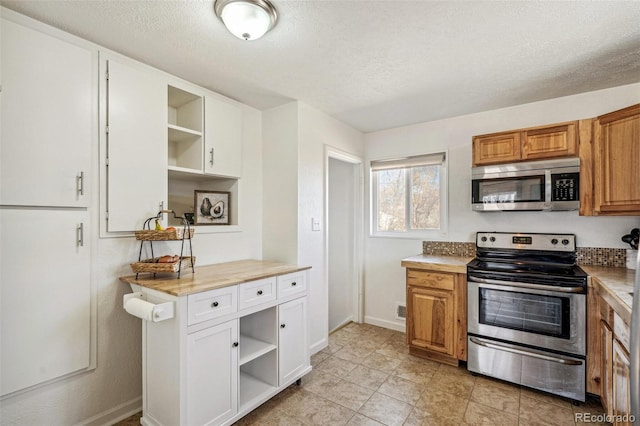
[476, 232, 576, 251]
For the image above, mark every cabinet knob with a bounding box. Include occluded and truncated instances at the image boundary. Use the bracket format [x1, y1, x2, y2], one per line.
[233, 342, 239, 347]
[257, 290, 263, 295]
[280, 324, 286, 328]
[212, 301, 219, 308]
[291, 282, 297, 287]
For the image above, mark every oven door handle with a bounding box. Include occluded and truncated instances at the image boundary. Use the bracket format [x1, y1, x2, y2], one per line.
[469, 337, 583, 366]
[468, 276, 584, 294]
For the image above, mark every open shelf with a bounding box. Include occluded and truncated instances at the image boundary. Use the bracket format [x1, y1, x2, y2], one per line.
[239, 336, 277, 366]
[239, 372, 276, 411]
[168, 124, 202, 143]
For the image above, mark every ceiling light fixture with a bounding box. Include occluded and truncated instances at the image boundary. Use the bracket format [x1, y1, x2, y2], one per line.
[214, 0, 278, 41]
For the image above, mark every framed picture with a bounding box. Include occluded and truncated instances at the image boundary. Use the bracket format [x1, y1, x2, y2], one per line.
[194, 190, 230, 225]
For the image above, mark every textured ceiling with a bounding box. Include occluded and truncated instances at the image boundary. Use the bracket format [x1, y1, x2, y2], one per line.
[2, 1, 640, 132]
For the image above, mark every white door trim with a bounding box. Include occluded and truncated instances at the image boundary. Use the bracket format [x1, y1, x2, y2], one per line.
[324, 145, 364, 325]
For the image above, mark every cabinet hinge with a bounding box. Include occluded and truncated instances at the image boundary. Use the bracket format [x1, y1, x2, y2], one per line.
[106, 157, 109, 166]
[105, 211, 109, 220]
[105, 70, 109, 81]
[105, 125, 109, 135]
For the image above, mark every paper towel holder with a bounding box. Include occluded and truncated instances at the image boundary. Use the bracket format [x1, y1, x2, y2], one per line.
[123, 292, 175, 322]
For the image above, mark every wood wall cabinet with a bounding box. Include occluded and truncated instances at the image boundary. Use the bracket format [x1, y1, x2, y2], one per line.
[405, 269, 466, 366]
[472, 121, 577, 166]
[591, 104, 640, 215]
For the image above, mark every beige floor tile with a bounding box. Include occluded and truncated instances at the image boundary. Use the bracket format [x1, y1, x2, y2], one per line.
[357, 392, 412, 426]
[301, 370, 341, 398]
[373, 342, 411, 361]
[334, 345, 375, 364]
[322, 339, 344, 354]
[346, 413, 384, 426]
[350, 339, 382, 352]
[377, 375, 425, 405]
[413, 389, 468, 422]
[470, 379, 520, 414]
[463, 401, 519, 426]
[473, 375, 519, 392]
[311, 351, 331, 366]
[392, 358, 439, 385]
[315, 355, 359, 378]
[279, 389, 355, 425]
[361, 352, 402, 374]
[519, 394, 576, 426]
[428, 369, 476, 398]
[323, 380, 376, 411]
[343, 364, 390, 390]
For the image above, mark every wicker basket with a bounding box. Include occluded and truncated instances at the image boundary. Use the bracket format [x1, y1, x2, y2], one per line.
[134, 228, 195, 241]
[130, 256, 196, 274]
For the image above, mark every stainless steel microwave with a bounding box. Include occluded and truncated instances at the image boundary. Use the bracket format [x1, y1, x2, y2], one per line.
[471, 158, 580, 212]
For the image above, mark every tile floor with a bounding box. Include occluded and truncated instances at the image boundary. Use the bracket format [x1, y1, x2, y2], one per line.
[115, 322, 609, 426]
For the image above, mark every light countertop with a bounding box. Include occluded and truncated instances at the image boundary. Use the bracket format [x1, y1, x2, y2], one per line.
[581, 265, 635, 324]
[120, 259, 311, 296]
[401, 254, 473, 274]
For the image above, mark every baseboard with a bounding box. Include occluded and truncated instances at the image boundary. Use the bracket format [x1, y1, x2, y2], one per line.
[310, 337, 328, 355]
[364, 315, 406, 333]
[76, 396, 142, 426]
[329, 316, 354, 334]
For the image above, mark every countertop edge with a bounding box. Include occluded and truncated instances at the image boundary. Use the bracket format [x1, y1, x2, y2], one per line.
[119, 261, 312, 297]
[401, 255, 472, 274]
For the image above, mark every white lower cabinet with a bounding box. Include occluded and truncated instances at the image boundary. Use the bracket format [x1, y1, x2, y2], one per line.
[279, 298, 309, 385]
[136, 269, 310, 426]
[187, 320, 238, 426]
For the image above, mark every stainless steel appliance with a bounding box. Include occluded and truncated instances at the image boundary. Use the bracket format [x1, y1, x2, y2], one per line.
[471, 158, 580, 212]
[467, 232, 587, 401]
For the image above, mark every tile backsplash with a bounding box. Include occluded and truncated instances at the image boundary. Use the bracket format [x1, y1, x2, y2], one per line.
[422, 241, 628, 268]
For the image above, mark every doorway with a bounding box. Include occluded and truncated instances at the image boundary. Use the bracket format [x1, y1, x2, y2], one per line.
[326, 147, 363, 333]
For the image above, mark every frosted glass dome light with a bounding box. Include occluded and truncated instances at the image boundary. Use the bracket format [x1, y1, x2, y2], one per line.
[214, 0, 278, 41]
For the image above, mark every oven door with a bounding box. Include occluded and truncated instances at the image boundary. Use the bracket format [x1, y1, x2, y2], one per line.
[467, 277, 586, 355]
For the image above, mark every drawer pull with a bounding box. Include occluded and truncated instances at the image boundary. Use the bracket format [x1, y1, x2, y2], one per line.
[232, 342, 239, 347]
[280, 324, 286, 328]
[257, 290, 263, 295]
[211, 301, 219, 308]
[291, 282, 297, 286]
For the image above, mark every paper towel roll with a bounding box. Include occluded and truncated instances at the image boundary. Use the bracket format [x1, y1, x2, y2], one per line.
[124, 297, 156, 321]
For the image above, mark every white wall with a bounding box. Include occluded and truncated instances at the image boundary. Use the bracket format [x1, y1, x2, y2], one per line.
[328, 158, 356, 331]
[262, 101, 364, 353]
[0, 106, 264, 425]
[363, 83, 640, 332]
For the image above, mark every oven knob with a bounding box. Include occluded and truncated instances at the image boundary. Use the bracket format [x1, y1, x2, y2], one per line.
[489, 236, 496, 242]
[562, 239, 570, 245]
[481, 236, 487, 242]
[551, 238, 558, 245]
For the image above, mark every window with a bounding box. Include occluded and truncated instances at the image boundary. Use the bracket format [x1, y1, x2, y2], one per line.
[371, 152, 447, 237]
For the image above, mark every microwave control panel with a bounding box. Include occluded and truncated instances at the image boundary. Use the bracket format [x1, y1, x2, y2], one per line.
[551, 172, 579, 201]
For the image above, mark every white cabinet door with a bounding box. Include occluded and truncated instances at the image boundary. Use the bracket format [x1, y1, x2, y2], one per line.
[187, 320, 238, 426]
[1, 18, 93, 207]
[278, 297, 308, 385]
[0, 208, 91, 396]
[104, 55, 167, 232]
[204, 95, 243, 178]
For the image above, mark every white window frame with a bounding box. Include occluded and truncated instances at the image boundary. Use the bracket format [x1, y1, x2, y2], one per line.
[370, 151, 448, 239]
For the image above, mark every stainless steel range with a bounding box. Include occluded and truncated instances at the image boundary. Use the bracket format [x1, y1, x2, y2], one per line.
[467, 232, 587, 402]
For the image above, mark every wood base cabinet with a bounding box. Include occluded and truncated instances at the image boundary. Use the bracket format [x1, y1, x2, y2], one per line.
[406, 269, 466, 366]
[133, 270, 311, 426]
[599, 295, 632, 425]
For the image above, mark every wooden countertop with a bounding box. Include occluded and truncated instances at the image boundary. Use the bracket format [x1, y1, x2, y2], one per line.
[401, 254, 472, 274]
[581, 265, 634, 324]
[120, 259, 311, 296]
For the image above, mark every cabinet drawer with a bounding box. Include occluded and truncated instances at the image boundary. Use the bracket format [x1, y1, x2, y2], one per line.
[239, 277, 276, 310]
[188, 286, 238, 326]
[277, 271, 307, 299]
[407, 270, 454, 291]
[613, 312, 630, 352]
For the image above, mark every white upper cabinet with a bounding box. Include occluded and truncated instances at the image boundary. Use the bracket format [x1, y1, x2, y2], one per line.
[204, 95, 243, 178]
[103, 54, 167, 233]
[1, 18, 94, 207]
